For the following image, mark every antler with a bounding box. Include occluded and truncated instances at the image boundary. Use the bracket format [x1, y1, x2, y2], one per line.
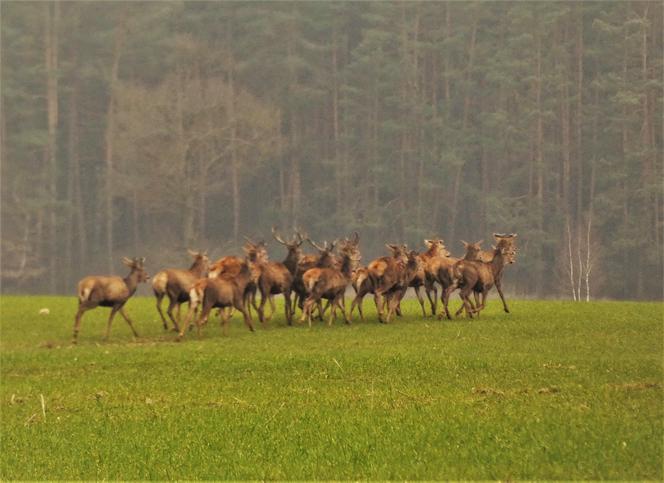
[271, 226, 289, 245]
[305, 236, 327, 252]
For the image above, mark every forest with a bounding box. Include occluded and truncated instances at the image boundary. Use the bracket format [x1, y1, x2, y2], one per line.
[1, 1, 662, 299]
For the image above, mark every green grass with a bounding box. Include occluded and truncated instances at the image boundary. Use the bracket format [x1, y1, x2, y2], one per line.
[1, 295, 662, 480]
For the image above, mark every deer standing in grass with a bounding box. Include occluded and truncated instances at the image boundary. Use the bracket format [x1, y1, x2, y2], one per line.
[292, 236, 338, 317]
[72, 257, 149, 344]
[367, 244, 420, 324]
[299, 237, 361, 327]
[178, 248, 261, 339]
[152, 250, 209, 331]
[350, 240, 404, 321]
[453, 234, 518, 317]
[408, 239, 449, 316]
[253, 227, 302, 325]
[372, 248, 422, 324]
[208, 240, 267, 315]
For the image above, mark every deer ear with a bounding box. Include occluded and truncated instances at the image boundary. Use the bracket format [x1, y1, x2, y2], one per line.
[476, 240, 484, 246]
[386, 244, 397, 251]
[187, 249, 198, 257]
[461, 240, 468, 247]
[122, 257, 133, 267]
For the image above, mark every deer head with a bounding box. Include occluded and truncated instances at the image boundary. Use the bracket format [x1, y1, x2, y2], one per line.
[122, 256, 150, 282]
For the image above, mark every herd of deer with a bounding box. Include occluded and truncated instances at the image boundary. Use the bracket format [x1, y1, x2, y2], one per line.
[72, 229, 518, 343]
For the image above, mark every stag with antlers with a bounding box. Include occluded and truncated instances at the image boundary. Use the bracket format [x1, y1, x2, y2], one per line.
[299, 236, 361, 327]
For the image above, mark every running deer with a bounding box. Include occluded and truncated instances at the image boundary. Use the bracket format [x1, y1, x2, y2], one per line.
[299, 239, 361, 327]
[373, 249, 422, 324]
[152, 250, 209, 331]
[72, 257, 149, 343]
[350, 241, 405, 321]
[178, 252, 260, 339]
[408, 239, 450, 316]
[366, 244, 410, 323]
[453, 235, 518, 317]
[208, 240, 267, 314]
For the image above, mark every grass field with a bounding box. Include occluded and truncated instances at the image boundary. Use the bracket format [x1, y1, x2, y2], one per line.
[0, 294, 662, 480]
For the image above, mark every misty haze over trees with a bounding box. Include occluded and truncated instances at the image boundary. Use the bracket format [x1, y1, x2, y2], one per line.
[1, 1, 662, 299]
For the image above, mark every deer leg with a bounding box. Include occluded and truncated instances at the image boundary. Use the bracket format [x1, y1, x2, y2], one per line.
[282, 291, 292, 325]
[413, 285, 427, 317]
[266, 294, 276, 323]
[495, 281, 510, 313]
[233, 295, 255, 333]
[374, 292, 385, 323]
[178, 301, 203, 340]
[351, 292, 365, 322]
[460, 288, 475, 319]
[425, 280, 437, 316]
[327, 298, 337, 326]
[257, 289, 268, 325]
[438, 286, 453, 320]
[155, 293, 169, 330]
[104, 306, 121, 341]
[300, 297, 312, 327]
[118, 307, 139, 338]
[72, 302, 94, 344]
[165, 298, 181, 333]
[338, 294, 351, 325]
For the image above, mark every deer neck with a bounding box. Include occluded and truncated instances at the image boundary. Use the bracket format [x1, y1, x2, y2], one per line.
[283, 250, 300, 274]
[339, 254, 354, 280]
[490, 250, 505, 277]
[189, 259, 207, 278]
[123, 269, 140, 295]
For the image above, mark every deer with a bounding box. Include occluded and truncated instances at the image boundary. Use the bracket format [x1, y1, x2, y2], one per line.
[177, 248, 261, 339]
[407, 239, 450, 317]
[251, 227, 302, 325]
[365, 244, 411, 324]
[453, 238, 517, 318]
[208, 240, 267, 316]
[426, 240, 461, 320]
[299, 237, 361, 327]
[349, 240, 405, 321]
[291, 235, 338, 317]
[72, 257, 149, 344]
[152, 250, 209, 332]
[371, 248, 422, 324]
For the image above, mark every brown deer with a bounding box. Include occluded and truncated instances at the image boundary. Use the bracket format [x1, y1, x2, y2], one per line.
[72, 257, 149, 344]
[291, 236, 338, 316]
[178, 253, 260, 339]
[208, 240, 267, 314]
[366, 244, 410, 323]
[453, 235, 518, 317]
[299, 239, 361, 327]
[426, 241, 460, 320]
[349, 266, 372, 321]
[152, 250, 209, 332]
[252, 227, 302, 325]
[373, 249, 423, 324]
[349, 240, 404, 321]
[408, 239, 450, 316]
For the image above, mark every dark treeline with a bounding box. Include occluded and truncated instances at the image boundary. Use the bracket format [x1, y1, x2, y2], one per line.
[1, 1, 662, 299]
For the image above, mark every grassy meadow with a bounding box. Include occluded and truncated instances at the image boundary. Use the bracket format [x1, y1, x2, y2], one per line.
[0, 294, 662, 480]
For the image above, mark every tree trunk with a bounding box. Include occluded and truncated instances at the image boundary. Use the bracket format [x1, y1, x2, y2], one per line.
[449, 16, 477, 243]
[103, 11, 127, 273]
[44, 2, 59, 292]
[535, 28, 545, 296]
